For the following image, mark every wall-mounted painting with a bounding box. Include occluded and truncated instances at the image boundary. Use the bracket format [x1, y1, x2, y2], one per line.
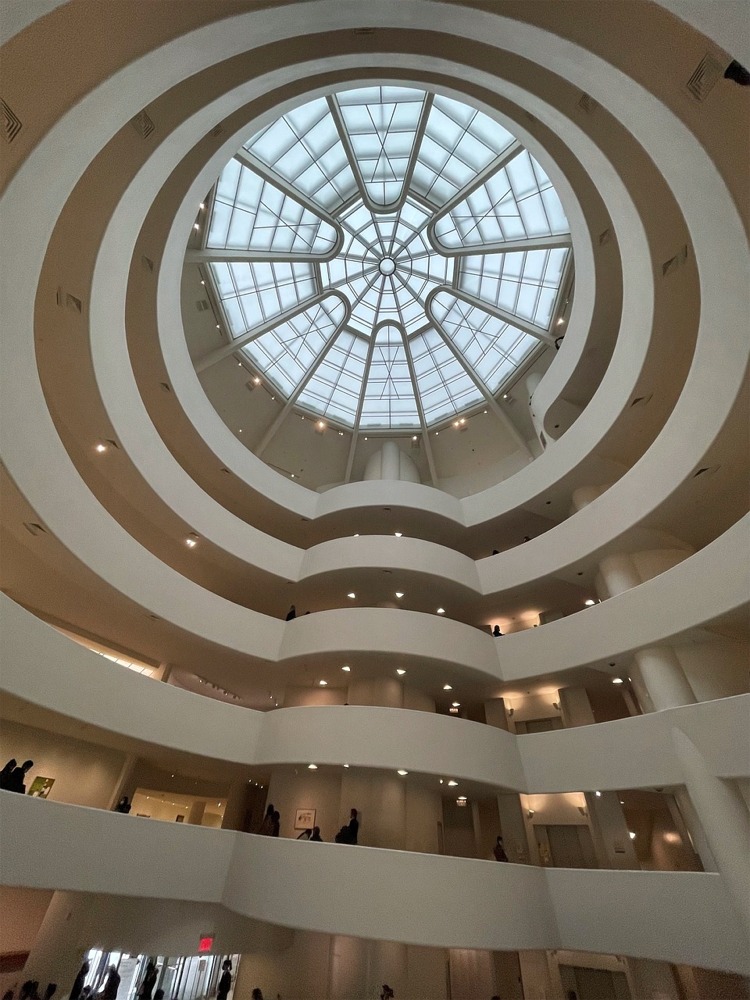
[294, 808, 316, 830]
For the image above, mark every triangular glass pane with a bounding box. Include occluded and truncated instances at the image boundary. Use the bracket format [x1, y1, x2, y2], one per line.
[208, 159, 338, 256]
[296, 331, 369, 424]
[433, 150, 569, 250]
[336, 87, 426, 207]
[457, 248, 569, 328]
[244, 97, 358, 212]
[242, 297, 346, 397]
[208, 261, 316, 338]
[360, 325, 420, 428]
[430, 291, 537, 393]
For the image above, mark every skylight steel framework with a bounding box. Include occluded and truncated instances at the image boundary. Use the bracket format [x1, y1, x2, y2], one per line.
[194, 86, 573, 453]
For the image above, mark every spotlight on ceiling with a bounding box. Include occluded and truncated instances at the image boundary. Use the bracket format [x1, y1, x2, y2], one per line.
[347, 592, 356, 599]
[443, 684, 452, 691]
[396, 668, 406, 676]
[318, 680, 328, 686]
[612, 677, 624, 685]
[308, 764, 318, 770]
[397, 769, 408, 776]
[584, 599, 596, 606]
[395, 591, 404, 599]
[341, 665, 351, 672]
[437, 607, 445, 614]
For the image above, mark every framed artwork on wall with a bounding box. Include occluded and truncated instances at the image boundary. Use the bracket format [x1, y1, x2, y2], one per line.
[27, 776, 55, 798]
[294, 807, 316, 830]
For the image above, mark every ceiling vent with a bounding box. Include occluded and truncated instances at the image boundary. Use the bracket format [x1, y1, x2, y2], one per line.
[160, 382, 171, 393]
[56, 288, 83, 313]
[141, 255, 154, 272]
[692, 464, 720, 479]
[23, 522, 46, 537]
[209, 124, 223, 137]
[629, 393, 653, 408]
[196, 299, 210, 312]
[685, 54, 722, 102]
[662, 245, 689, 277]
[130, 110, 155, 139]
[578, 92, 599, 114]
[598, 228, 612, 246]
[1, 98, 22, 142]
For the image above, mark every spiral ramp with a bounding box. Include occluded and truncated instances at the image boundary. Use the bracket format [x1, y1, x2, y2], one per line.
[1, 2, 749, 998]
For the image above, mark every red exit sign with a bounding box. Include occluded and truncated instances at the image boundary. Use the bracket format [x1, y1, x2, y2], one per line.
[198, 935, 214, 953]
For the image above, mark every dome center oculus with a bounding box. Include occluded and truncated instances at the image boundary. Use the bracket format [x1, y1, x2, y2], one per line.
[378, 255, 397, 276]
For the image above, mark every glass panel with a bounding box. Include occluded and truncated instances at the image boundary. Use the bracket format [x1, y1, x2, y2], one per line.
[408, 326, 484, 424]
[336, 87, 426, 207]
[411, 95, 515, 208]
[208, 261, 316, 337]
[245, 97, 358, 211]
[457, 248, 568, 328]
[431, 290, 537, 393]
[297, 331, 369, 423]
[360, 325, 420, 428]
[208, 160, 338, 255]
[243, 296, 346, 396]
[433, 150, 569, 249]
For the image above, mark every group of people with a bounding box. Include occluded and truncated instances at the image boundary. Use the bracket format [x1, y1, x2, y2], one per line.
[258, 804, 359, 845]
[0, 758, 34, 793]
[3, 981, 57, 1000]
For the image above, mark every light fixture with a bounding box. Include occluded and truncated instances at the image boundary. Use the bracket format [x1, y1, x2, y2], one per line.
[199, 202, 205, 210]
[253, 376, 261, 385]
[612, 677, 624, 684]
[552, 701, 560, 711]
[556, 317, 565, 326]
[318, 680, 328, 686]
[439, 779, 444, 784]
[457, 796, 467, 805]
[577, 806, 588, 817]
[308, 764, 318, 770]
[95, 443, 107, 453]
[341, 665, 351, 672]
[437, 607, 445, 614]
[200, 279, 205, 285]
[347, 592, 356, 599]
[343, 764, 349, 768]
[629, 831, 636, 840]
[595, 790, 602, 797]
[451, 702, 460, 708]
[394, 532, 402, 537]
[449, 707, 459, 714]
[443, 684, 452, 690]
[526, 809, 535, 818]
[193, 223, 200, 230]
[396, 668, 406, 676]
[412, 435, 418, 441]
[448, 780, 458, 787]
[395, 591, 404, 599]
[185, 538, 197, 548]
[397, 769, 408, 776]
[317, 420, 326, 430]
[584, 599, 596, 606]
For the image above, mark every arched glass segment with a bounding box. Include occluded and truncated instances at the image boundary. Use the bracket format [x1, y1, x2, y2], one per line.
[200, 87, 573, 431]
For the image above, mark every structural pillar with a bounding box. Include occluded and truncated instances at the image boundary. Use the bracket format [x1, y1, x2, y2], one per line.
[672, 727, 750, 941]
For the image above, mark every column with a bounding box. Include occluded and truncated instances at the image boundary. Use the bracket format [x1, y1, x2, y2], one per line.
[584, 791, 639, 869]
[496, 793, 530, 864]
[221, 779, 250, 831]
[187, 799, 206, 825]
[484, 697, 510, 731]
[558, 686, 595, 728]
[672, 727, 750, 940]
[22, 890, 92, 991]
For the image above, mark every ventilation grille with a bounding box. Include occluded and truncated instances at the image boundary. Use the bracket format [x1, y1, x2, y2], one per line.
[23, 522, 46, 537]
[196, 299, 210, 312]
[692, 464, 720, 479]
[56, 288, 83, 313]
[630, 393, 653, 409]
[578, 92, 599, 114]
[598, 228, 612, 246]
[662, 244, 689, 277]
[686, 54, 722, 102]
[1, 98, 22, 142]
[130, 110, 155, 139]
[141, 255, 154, 272]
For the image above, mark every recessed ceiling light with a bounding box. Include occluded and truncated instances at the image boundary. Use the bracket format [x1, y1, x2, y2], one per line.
[397, 769, 408, 776]
[318, 680, 327, 686]
[557, 317, 565, 326]
[437, 607, 445, 614]
[451, 702, 460, 708]
[443, 684, 452, 691]
[199, 202, 205, 210]
[595, 790, 602, 797]
[612, 677, 624, 684]
[354, 533, 359, 537]
[341, 665, 351, 672]
[253, 376, 261, 385]
[185, 537, 197, 548]
[308, 764, 318, 769]
[412, 435, 418, 441]
[457, 795, 467, 802]
[629, 831, 636, 840]
[290, 473, 295, 479]
[396, 668, 406, 676]
[395, 591, 404, 599]
[448, 779, 458, 786]
[95, 443, 107, 453]
[343, 763, 349, 768]
[394, 532, 402, 537]
[584, 599, 596, 606]
[347, 592, 356, 599]
[193, 223, 200, 230]
[317, 421, 325, 429]
[200, 279, 205, 285]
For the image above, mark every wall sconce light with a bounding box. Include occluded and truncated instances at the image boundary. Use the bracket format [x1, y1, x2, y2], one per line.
[526, 808, 535, 818]
[552, 701, 560, 711]
[577, 806, 588, 817]
[507, 707, 515, 717]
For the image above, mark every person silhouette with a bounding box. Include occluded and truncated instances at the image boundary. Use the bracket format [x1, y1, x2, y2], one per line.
[0, 758, 17, 790]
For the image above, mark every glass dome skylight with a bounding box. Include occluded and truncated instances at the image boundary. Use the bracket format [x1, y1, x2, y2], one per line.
[199, 87, 572, 432]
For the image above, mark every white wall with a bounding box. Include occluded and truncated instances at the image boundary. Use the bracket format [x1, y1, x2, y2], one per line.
[0, 718, 126, 809]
